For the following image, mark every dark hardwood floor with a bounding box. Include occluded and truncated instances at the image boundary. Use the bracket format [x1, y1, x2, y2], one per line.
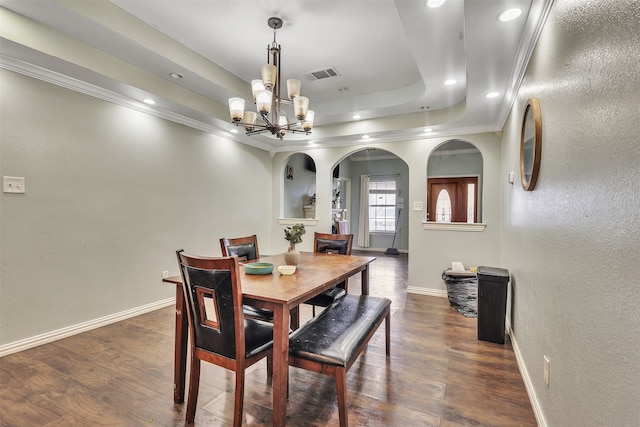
[0, 252, 536, 426]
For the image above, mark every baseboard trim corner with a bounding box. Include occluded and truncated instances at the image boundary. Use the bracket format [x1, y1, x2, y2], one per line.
[0, 298, 176, 357]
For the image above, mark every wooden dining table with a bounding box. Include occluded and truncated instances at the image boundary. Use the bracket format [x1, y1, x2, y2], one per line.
[163, 251, 376, 426]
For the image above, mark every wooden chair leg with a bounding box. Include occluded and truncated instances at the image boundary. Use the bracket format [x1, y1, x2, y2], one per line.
[335, 368, 349, 427]
[312, 305, 316, 316]
[338, 280, 348, 292]
[266, 353, 273, 384]
[385, 312, 391, 355]
[290, 306, 300, 330]
[233, 369, 245, 427]
[185, 358, 201, 425]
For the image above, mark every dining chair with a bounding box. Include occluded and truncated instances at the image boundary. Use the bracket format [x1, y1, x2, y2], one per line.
[220, 235, 274, 322]
[176, 250, 273, 427]
[219, 235, 260, 263]
[304, 232, 354, 316]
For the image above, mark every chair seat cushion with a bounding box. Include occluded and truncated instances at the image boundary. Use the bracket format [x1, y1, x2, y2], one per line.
[289, 294, 391, 366]
[243, 304, 274, 321]
[304, 286, 347, 307]
[244, 319, 274, 358]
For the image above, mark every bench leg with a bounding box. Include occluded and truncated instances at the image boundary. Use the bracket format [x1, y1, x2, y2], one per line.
[336, 367, 349, 427]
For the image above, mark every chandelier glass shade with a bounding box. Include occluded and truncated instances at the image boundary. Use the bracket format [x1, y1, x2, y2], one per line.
[228, 17, 314, 140]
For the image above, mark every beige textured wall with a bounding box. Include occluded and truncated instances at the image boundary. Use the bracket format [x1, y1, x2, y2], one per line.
[0, 70, 273, 345]
[500, 0, 640, 425]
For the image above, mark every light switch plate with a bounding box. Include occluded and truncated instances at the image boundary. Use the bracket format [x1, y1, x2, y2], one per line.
[3, 176, 26, 194]
[412, 201, 423, 211]
[508, 171, 515, 184]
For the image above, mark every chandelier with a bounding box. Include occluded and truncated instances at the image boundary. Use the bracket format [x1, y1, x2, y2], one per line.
[228, 17, 314, 140]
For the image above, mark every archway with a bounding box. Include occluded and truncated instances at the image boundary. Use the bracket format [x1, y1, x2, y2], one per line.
[333, 148, 410, 252]
[283, 153, 316, 219]
[427, 140, 483, 223]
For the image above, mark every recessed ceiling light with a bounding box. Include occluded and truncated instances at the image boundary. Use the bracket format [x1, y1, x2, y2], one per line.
[486, 92, 500, 98]
[444, 79, 456, 86]
[426, 0, 445, 8]
[353, 114, 361, 120]
[169, 72, 184, 79]
[424, 127, 433, 132]
[308, 140, 316, 145]
[361, 134, 370, 139]
[142, 98, 156, 105]
[229, 129, 238, 134]
[499, 8, 522, 22]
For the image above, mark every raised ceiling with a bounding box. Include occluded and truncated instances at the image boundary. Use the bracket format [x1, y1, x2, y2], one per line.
[0, 0, 552, 151]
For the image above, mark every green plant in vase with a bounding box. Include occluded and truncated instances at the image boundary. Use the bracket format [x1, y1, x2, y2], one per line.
[283, 223, 305, 266]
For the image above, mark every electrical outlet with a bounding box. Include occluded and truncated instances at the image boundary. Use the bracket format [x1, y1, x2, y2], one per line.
[543, 355, 550, 386]
[161, 270, 169, 279]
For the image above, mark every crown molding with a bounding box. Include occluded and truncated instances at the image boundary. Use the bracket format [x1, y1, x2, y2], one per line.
[0, 54, 274, 152]
[497, 0, 555, 128]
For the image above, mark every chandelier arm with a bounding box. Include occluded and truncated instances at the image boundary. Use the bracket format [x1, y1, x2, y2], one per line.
[259, 111, 275, 128]
[245, 127, 270, 136]
[232, 121, 310, 137]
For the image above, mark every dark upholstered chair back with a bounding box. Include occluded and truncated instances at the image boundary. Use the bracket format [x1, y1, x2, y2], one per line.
[177, 252, 243, 360]
[220, 235, 259, 262]
[314, 232, 353, 255]
[175, 250, 274, 426]
[307, 232, 354, 316]
[219, 235, 275, 323]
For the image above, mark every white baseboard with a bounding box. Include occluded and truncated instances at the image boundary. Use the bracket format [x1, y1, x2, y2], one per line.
[406, 286, 447, 297]
[507, 322, 547, 427]
[0, 297, 176, 357]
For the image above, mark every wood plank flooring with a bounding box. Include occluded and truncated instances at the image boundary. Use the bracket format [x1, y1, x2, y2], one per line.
[0, 252, 536, 426]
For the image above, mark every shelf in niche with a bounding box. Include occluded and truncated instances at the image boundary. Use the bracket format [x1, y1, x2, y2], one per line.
[422, 222, 486, 232]
[278, 218, 318, 226]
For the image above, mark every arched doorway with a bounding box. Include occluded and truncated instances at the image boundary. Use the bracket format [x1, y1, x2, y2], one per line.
[334, 148, 409, 252]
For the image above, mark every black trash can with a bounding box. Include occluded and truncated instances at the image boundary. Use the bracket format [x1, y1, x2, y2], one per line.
[476, 266, 510, 344]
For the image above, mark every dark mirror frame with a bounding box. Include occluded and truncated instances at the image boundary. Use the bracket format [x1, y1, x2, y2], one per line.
[520, 98, 542, 191]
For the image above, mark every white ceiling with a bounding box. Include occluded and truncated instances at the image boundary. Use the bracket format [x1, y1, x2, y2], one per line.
[0, 0, 551, 151]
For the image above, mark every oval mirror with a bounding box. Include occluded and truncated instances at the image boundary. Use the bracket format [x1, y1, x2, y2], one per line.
[520, 98, 542, 191]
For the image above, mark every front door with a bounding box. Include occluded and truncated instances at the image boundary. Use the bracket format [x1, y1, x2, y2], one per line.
[427, 177, 478, 222]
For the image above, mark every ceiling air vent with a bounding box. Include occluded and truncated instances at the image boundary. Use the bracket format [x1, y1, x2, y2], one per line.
[304, 67, 340, 81]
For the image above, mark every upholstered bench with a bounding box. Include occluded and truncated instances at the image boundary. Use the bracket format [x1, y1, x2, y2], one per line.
[289, 294, 391, 426]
